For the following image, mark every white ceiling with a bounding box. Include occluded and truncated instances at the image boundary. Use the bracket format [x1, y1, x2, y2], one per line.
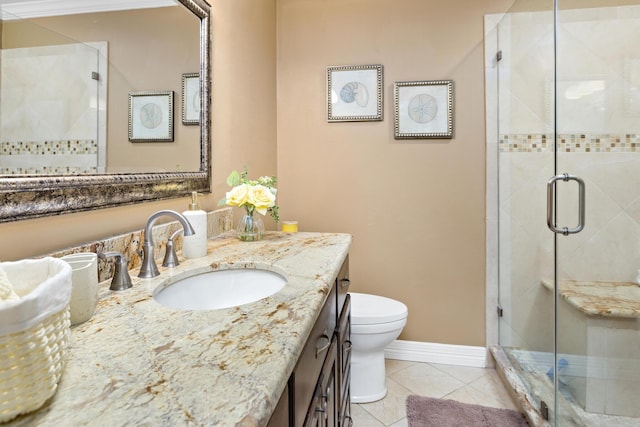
[0, 0, 176, 20]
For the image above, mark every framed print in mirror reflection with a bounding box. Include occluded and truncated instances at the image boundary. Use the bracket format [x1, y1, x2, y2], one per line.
[128, 91, 174, 142]
[182, 73, 200, 125]
[394, 80, 454, 139]
[327, 64, 383, 122]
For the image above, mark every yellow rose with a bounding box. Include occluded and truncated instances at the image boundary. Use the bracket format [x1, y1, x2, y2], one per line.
[249, 184, 276, 215]
[225, 183, 250, 207]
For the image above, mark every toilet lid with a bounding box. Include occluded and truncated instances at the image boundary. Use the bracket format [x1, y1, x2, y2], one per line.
[349, 292, 408, 325]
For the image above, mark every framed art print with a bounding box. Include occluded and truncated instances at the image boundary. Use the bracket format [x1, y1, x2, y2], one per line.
[128, 91, 174, 142]
[327, 64, 383, 122]
[394, 80, 454, 139]
[181, 72, 200, 125]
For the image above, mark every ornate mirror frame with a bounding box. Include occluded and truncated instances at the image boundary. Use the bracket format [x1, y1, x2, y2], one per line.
[0, 0, 211, 223]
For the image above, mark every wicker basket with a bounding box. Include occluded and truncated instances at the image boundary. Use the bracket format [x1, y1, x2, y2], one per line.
[0, 258, 72, 423]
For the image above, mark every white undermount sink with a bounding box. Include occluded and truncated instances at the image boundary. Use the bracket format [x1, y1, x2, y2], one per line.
[153, 269, 286, 310]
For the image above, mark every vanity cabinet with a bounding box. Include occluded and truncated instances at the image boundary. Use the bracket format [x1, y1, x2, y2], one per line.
[337, 295, 351, 426]
[268, 383, 290, 426]
[267, 256, 351, 427]
[335, 259, 352, 426]
[304, 337, 338, 427]
[292, 283, 337, 427]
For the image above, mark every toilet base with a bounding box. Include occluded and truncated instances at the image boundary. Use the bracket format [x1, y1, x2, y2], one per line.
[350, 349, 387, 403]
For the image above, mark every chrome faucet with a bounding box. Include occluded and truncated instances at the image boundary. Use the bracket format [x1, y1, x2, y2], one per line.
[162, 229, 183, 268]
[138, 210, 195, 278]
[98, 251, 133, 291]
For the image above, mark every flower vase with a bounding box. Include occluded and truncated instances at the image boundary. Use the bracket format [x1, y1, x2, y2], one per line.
[236, 211, 265, 241]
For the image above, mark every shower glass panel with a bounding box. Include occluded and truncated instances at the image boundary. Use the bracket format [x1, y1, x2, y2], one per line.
[555, 0, 640, 425]
[0, 12, 105, 176]
[495, 1, 557, 424]
[495, 0, 640, 425]
[0, 42, 102, 175]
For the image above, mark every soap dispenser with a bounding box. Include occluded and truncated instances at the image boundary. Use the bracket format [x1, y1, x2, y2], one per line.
[182, 192, 208, 258]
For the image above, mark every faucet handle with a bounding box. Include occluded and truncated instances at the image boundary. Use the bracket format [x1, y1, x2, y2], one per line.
[162, 229, 183, 268]
[98, 251, 133, 291]
[139, 209, 195, 278]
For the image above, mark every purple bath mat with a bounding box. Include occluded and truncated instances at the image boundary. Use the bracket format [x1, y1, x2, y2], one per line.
[406, 395, 529, 427]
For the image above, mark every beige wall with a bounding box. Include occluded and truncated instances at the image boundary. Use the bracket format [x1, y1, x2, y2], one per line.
[0, 0, 277, 260]
[1, 0, 519, 348]
[209, 0, 278, 229]
[276, 0, 514, 346]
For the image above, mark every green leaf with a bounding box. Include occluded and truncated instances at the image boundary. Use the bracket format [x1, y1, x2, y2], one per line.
[226, 170, 240, 187]
[217, 197, 228, 207]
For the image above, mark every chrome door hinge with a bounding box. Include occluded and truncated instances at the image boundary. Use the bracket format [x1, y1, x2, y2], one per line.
[496, 50, 503, 62]
[540, 400, 549, 420]
[497, 304, 503, 317]
[91, 71, 100, 81]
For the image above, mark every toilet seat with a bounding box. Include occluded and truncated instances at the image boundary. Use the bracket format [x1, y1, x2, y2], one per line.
[349, 292, 408, 325]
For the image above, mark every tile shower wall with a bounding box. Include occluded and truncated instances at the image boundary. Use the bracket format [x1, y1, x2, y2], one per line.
[0, 43, 103, 174]
[0, 139, 98, 174]
[495, 5, 640, 352]
[500, 133, 640, 284]
[556, 296, 640, 418]
[500, 135, 640, 417]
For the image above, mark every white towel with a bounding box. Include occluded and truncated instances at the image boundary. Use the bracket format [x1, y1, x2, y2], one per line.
[0, 265, 20, 302]
[0, 258, 72, 335]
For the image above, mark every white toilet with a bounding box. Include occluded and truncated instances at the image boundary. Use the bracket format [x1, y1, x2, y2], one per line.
[349, 292, 408, 403]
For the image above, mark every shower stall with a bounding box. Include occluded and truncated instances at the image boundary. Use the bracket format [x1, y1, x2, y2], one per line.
[485, 1, 640, 426]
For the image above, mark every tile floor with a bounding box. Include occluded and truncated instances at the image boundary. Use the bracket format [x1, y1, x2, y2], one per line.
[351, 359, 521, 426]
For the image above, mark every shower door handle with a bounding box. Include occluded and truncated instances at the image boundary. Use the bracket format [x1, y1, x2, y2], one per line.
[547, 173, 585, 235]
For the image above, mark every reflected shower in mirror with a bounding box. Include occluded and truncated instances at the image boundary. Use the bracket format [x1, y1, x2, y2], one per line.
[0, 0, 211, 222]
[0, 0, 200, 175]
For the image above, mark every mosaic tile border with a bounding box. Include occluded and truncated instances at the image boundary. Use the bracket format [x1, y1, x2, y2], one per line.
[499, 134, 640, 153]
[1, 139, 97, 155]
[0, 139, 98, 174]
[0, 166, 98, 175]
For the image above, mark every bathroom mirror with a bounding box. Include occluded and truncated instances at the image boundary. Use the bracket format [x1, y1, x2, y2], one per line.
[0, 0, 211, 222]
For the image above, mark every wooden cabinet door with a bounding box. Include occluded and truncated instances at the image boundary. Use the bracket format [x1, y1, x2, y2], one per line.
[292, 285, 336, 427]
[304, 337, 337, 427]
[337, 295, 351, 427]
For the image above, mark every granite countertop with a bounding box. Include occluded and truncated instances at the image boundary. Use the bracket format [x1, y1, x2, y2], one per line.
[7, 232, 351, 427]
[541, 279, 640, 318]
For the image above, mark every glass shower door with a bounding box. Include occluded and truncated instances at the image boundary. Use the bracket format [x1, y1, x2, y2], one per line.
[0, 41, 102, 175]
[554, 1, 640, 425]
[495, 2, 558, 424]
[494, 1, 640, 425]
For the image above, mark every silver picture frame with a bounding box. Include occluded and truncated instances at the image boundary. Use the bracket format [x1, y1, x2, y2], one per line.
[182, 72, 200, 125]
[327, 64, 383, 122]
[394, 80, 454, 139]
[128, 91, 174, 142]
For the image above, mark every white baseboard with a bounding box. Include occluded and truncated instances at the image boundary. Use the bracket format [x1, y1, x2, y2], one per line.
[384, 340, 488, 368]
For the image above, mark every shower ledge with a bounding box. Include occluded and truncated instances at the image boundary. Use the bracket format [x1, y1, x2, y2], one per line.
[541, 279, 640, 318]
